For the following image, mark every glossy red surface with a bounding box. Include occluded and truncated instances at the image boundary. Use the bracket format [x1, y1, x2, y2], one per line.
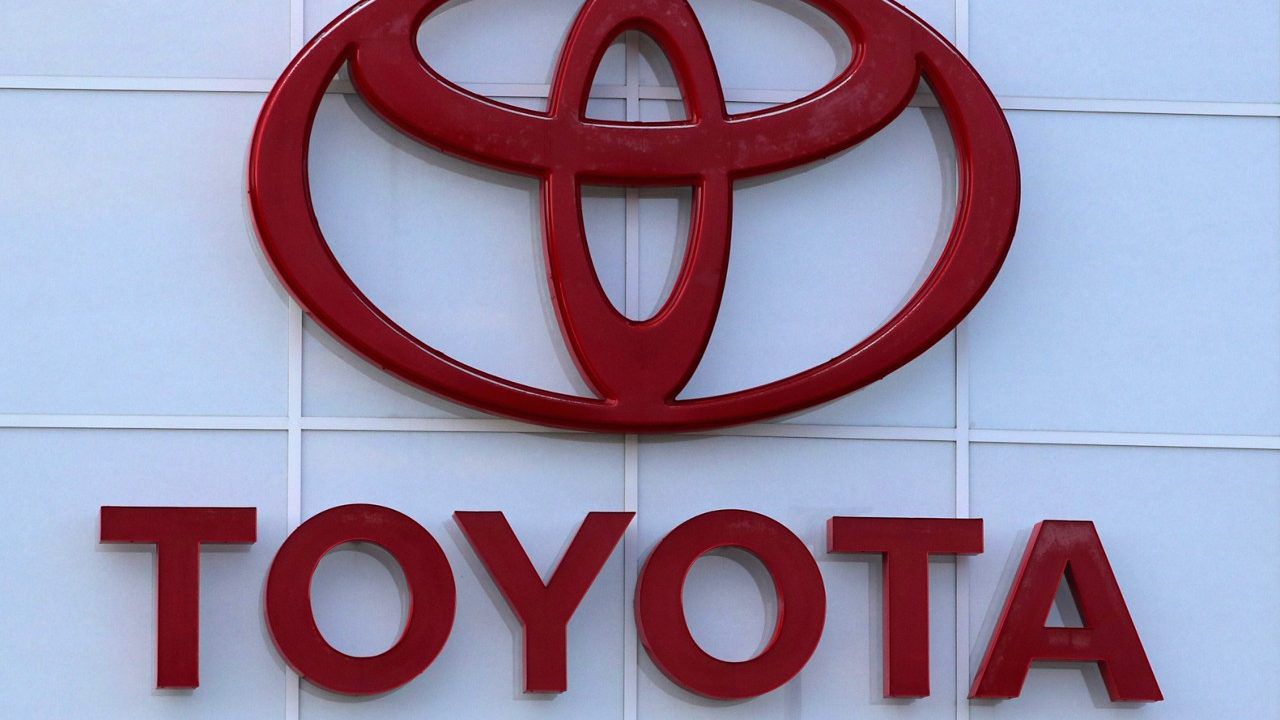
[634, 509, 826, 699]
[970, 520, 1162, 702]
[455, 511, 634, 692]
[99, 506, 257, 689]
[249, 0, 1020, 432]
[828, 516, 983, 697]
[265, 504, 457, 696]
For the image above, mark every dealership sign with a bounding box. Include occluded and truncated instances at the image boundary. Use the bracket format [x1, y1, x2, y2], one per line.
[248, 0, 1018, 433]
[101, 0, 1162, 710]
[101, 506, 1161, 702]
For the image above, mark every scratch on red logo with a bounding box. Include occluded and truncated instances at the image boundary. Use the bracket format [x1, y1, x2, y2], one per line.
[249, 0, 1020, 432]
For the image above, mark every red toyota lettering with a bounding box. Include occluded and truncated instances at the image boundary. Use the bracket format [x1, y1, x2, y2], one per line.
[454, 511, 634, 692]
[828, 517, 983, 697]
[635, 509, 826, 699]
[99, 506, 256, 688]
[970, 520, 1161, 702]
[265, 504, 456, 695]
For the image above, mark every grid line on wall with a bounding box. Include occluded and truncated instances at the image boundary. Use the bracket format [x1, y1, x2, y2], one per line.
[4, 73, 1280, 119]
[2, 414, 1279, 449]
[621, 31, 642, 720]
[285, 311, 304, 720]
[953, 326, 972, 718]
[952, 5, 972, 718]
[283, 6, 305, 720]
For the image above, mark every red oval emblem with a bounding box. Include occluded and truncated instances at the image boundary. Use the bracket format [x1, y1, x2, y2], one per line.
[249, 0, 1019, 432]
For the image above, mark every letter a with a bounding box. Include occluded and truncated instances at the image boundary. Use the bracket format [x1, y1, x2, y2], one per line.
[971, 520, 1161, 702]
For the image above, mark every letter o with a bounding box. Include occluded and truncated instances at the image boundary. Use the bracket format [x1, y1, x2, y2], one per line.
[265, 504, 456, 695]
[636, 510, 826, 699]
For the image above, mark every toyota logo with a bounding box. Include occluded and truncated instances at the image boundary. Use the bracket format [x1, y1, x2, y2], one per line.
[249, 0, 1019, 432]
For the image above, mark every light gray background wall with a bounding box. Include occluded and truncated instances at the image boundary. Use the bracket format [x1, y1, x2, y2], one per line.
[1, 1, 1277, 718]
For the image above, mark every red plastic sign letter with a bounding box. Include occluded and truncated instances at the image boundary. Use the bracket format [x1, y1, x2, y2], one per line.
[636, 510, 826, 699]
[827, 517, 983, 697]
[454, 511, 634, 692]
[970, 520, 1161, 702]
[99, 506, 257, 688]
[265, 504, 456, 695]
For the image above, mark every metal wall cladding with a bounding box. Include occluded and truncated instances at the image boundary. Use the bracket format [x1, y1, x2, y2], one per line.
[1, 0, 1277, 718]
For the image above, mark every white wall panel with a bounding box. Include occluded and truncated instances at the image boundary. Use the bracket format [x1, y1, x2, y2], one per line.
[969, 443, 1280, 717]
[302, 80, 956, 428]
[639, 0, 955, 93]
[2, 1, 1278, 719]
[968, 112, 1280, 435]
[301, 92, 625, 418]
[302, 318, 487, 419]
[895, 0, 956, 40]
[0, 429, 288, 718]
[306, 0, 627, 87]
[646, 0, 850, 94]
[634, 105, 957, 427]
[0, 90, 290, 416]
[0, 1, 289, 80]
[299, 431, 625, 720]
[308, 0, 950, 96]
[637, 436, 957, 719]
[303, 93, 628, 417]
[969, 0, 1280, 103]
